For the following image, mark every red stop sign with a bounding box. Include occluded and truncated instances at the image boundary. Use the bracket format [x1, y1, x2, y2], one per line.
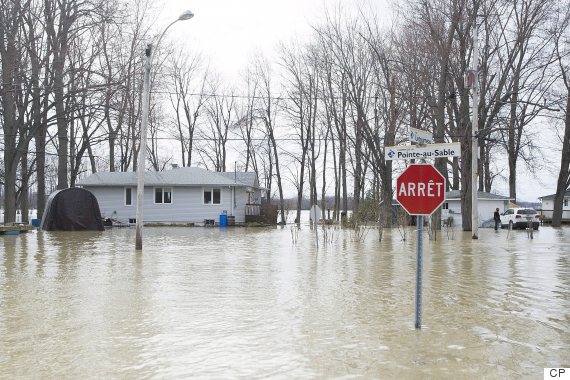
[396, 164, 446, 215]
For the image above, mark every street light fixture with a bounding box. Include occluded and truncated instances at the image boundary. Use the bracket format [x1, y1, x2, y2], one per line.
[178, 10, 195, 20]
[135, 10, 194, 250]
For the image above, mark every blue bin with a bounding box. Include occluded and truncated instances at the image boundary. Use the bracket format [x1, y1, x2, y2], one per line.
[219, 214, 227, 227]
[31, 218, 41, 227]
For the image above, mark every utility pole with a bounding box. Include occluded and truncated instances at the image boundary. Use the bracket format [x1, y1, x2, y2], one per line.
[471, 21, 479, 240]
[135, 44, 152, 250]
[134, 11, 194, 250]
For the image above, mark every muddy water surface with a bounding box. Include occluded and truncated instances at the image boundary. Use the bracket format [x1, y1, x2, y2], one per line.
[0, 225, 568, 378]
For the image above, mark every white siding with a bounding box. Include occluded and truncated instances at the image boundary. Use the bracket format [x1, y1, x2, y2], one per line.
[235, 187, 248, 213]
[540, 197, 570, 221]
[542, 210, 570, 220]
[442, 199, 508, 227]
[441, 200, 462, 227]
[478, 201, 504, 224]
[84, 185, 248, 224]
[543, 200, 554, 210]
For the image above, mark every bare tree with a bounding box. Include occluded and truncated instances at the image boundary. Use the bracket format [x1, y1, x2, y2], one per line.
[252, 54, 287, 224]
[198, 78, 236, 172]
[318, 13, 372, 221]
[493, 0, 558, 202]
[44, 0, 84, 189]
[0, 0, 42, 223]
[320, 43, 350, 222]
[279, 41, 320, 224]
[147, 103, 173, 171]
[66, 27, 109, 187]
[98, 1, 151, 173]
[167, 52, 208, 167]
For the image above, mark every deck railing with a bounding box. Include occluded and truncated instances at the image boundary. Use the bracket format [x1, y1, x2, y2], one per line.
[245, 203, 261, 216]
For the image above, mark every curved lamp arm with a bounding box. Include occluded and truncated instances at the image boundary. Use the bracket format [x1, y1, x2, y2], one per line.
[150, 10, 195, 64]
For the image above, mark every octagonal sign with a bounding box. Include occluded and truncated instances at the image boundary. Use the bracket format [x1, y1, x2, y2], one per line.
[396, 164, 446, 215]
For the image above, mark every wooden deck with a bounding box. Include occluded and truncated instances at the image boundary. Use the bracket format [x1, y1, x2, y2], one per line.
[0, 225, 33, 235]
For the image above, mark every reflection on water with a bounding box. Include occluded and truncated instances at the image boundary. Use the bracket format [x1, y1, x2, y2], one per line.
[1, 225, 569, 378]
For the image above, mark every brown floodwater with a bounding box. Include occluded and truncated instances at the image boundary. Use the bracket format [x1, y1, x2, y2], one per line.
[0, 224, 568, 379]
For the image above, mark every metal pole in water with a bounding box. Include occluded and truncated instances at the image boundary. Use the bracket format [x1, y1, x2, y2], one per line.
[314, 217, 319, 250]
[314, 207, 319, 250]
[310, 205, 319, 249]
[415, 214, 424, 329]
[528, 218, 533, 239]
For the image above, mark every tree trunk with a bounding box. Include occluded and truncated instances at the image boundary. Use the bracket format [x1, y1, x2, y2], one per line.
[552, 94, 570, 226]
[460, 100, 473, 231]
[341, 145, 348, 224]
[55, 58, 68, 189]
[1, 37, 19, 223]
[321, 130, 329, 220]
[20, 151, 29, 224]
[452, 157, 460, 190]
[508, 154, 517, 204]
[352, 114, 363, 222]
[3, 167, 18, 224]
[109, 131, 116, 172]
[331, 136, 339, 221]
[295, 156, 306, 224]
[35, 69, 50, 219]
[35, 122, 47, 219]
[268, 127, 286, 225]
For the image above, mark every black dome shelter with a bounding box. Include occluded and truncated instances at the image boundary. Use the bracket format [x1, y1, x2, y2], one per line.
[40, 188, 104, 231]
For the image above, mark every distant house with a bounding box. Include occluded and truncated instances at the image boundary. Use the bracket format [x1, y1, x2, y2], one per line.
[442, 190, 512, 227]
[76, 167, 263, 225]
[538, 189, 570, 222]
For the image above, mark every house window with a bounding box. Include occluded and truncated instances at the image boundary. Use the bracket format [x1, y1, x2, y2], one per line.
[442, 202, 449, 210]
[565, 199, 569, 207]
[204, 188, 221, 204]
[125, 187, 133, 206]
[154, 187, 172, 204]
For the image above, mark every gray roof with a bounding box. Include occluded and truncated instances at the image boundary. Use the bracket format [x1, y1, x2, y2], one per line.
[445, 190, 511, 201]
[219, 172, 259, 187]
[76, 167, 258, 187]
[538, 189, 570, 200]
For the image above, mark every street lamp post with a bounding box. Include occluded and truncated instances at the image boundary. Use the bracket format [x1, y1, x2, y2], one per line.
[135, 10, 194, 250]
[471, 21, 479, 240]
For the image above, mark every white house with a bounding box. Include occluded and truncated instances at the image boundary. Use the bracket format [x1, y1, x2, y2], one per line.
[539, 189, 570, 222]
[442, 190, 512, 227]
[76, 167, 263, 225]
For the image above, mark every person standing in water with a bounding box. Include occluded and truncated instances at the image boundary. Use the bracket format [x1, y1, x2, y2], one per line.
[494, 208, 501, 230]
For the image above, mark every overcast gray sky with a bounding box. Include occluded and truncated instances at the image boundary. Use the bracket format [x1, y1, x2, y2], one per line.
[159, 0, 389, 78]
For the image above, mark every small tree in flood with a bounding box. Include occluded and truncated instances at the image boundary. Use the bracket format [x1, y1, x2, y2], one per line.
[396, 206, 411, 241]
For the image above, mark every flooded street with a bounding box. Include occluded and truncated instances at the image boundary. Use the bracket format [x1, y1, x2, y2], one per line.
[1, 224, 568, 379]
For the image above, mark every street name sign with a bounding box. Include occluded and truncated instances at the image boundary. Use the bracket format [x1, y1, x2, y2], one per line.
[409, 127, 433, 145]
[396, 164, 446, 216]
[385, 142, 460, 161]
